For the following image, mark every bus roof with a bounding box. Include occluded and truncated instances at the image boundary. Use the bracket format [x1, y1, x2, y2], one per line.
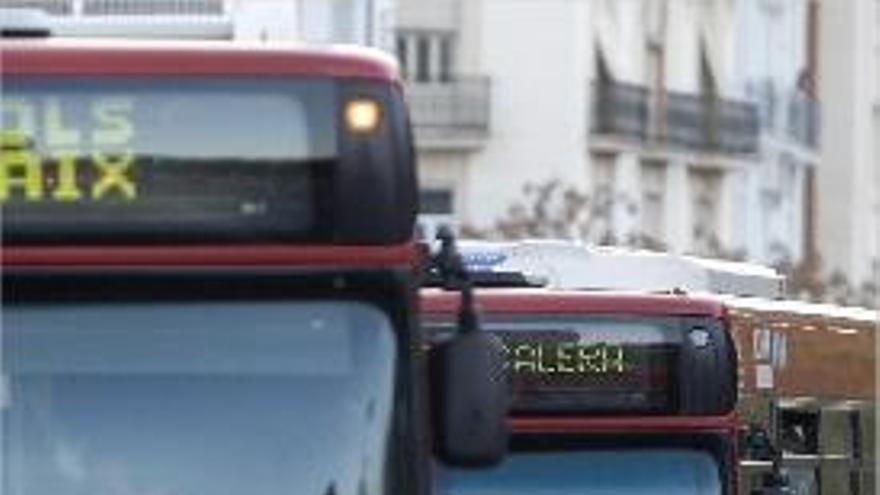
[1, 38, 400, 81]
[421, 287, 726, 319]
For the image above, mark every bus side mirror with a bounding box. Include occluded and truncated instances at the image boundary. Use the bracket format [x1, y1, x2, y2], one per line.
[431, 330, 509, 467]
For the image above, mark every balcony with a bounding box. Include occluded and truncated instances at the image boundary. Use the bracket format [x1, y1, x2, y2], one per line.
[2, 0, 228, 15]
[2, 0, 73, 14]
[591, 81, 761, 156]
[406, 76, 491, 150]
[592, 81, 650, 142]
[663, 89, 760, 155]
[3, 0, 232, 38]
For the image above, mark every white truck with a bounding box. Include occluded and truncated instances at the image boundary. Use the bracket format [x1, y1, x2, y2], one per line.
[457, 239, 786, 299]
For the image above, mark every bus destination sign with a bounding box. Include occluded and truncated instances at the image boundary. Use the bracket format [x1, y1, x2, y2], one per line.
[1, 78, 336, 244]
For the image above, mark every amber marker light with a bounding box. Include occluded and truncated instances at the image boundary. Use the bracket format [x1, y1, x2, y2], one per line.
[345, 98, 382, 134]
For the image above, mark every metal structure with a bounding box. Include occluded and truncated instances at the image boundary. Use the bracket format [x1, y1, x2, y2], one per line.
[407, 76, 492, 148]
[592, 80, 761, 155]
[2, 0, 232, 38]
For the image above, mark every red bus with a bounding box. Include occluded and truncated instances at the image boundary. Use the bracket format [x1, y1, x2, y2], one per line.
[423, 287, 739, 495]
[1, 30, 508, 494]
[423, 241, 877, 495]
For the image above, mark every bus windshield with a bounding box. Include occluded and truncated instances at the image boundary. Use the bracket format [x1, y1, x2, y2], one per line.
[2, 300, 397, 495]
[1, 77, 337, 242]
[436, 448, 722, 495]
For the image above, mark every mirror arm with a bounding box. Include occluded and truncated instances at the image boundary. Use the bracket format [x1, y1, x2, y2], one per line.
[457, 276, 479, 334]
[433, 226, 480, 335]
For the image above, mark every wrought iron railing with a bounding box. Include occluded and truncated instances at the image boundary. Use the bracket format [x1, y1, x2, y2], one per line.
[1, 0, 72, 14]
[407, 76, 491, 143]
[591, 80, 649, 141]
[2, 0, 228, 15]
[592, 80, 761, 156]
[663, 89, 760, 155]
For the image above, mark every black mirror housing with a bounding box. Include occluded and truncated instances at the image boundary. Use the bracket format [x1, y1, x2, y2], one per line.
[431, 331, 509, 467]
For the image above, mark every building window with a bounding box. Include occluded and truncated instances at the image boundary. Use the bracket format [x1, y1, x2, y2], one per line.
[439, 37, 453, 83]
[641, 160, 667, 244]
[689, 168, 723, 255]
[396, 30, 456, 83]
[396, 35, 409, 79]
[416, 36, 431, 83]
[418, 188, 455, 241]
[420, 188, 453, 215]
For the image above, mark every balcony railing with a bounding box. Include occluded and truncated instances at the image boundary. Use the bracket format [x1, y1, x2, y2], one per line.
[2, 0, 71, 14]
[406, 76, 491, 147]
[4, 0, 234, 38]
[2, 0, 228, 16]
[592, 81, 761, 156]
[592, 81, 649, 141]
[663, 89, 760, 155]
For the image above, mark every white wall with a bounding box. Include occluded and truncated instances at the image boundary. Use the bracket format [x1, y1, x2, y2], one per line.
[735, 0, 808, 93]
[817, 0, 879, 285]
[233, 0, 298, 41]
[396, 0, 458, 31]
[460, 0, 592, 230]
[665, 0, 701, 92]
[697, 0, 739, 95]
[593, 0, 644, 84]
[233, 0, 393, 49]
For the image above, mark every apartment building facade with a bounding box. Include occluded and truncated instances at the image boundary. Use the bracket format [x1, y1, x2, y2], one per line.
[401, 0, 820, 269]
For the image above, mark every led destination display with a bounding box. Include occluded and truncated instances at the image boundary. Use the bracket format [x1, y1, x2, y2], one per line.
[490, 320, 683, 414]
[1, 78, 337, 243]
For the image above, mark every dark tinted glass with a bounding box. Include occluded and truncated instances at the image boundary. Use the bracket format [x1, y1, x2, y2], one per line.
[1, 77, 337, 243]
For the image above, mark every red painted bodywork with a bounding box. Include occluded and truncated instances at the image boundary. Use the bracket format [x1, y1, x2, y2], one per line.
[511, 414, 738, 434]
[3, 40, 400, 81]
[421, 287, 726, 319]
[3, 244, 417, 268]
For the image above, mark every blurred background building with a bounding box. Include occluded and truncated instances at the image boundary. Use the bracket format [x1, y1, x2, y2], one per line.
[399, 0, 877, 306]
[400, 1, 801, 256]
